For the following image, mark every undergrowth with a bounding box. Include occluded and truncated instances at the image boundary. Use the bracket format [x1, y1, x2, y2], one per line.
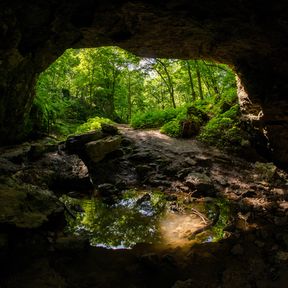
[75, 117, 114, 134]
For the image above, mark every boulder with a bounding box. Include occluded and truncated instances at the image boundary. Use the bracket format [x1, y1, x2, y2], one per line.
[27, 143, 58, 161]
[85, 135, 122, 163]
[16, 152, 92, 193]
[0, 180, 64, 229]
[100, 123, 119, 135]
[97, 183, 120, 205]
[66, 130, 104, 154]
[185, 172, 215, 197]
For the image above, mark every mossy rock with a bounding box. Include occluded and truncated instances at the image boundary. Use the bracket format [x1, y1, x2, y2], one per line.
[0, 180, 63, 228]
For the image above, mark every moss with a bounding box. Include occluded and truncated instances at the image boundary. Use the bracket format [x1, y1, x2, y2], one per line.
[159, 105, 209, 138]
[198, 104, 247, 149]
[0, 180, 61, 229]
[254, 162, 277, 181]
[75, 116, 114, 134]
[160, 119, 182, 137]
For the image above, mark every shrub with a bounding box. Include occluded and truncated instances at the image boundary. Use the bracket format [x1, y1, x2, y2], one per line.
[131, 107, 184, 129]
[159, 105, 208, 138]
[75, 116, 114, 134]
[160, 119, 182, 137]
[198, 104, 244, 148]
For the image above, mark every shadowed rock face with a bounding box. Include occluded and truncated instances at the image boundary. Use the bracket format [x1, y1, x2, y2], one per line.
[1, 0, 288, 166]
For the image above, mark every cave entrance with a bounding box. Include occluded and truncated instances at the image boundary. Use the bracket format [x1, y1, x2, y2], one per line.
[31, 46, 238, 144]
[31, 46, 243, 250]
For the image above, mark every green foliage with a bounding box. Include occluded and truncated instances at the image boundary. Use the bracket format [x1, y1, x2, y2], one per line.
[198, 104, 245, 148]
[75, 116, 114, 134]
[131, 107, 184, 129]
[32, 46, 237, 141]
[160, 119, 182, 137]
[208, 198, 231, 241]
[160, 105, 208, 137]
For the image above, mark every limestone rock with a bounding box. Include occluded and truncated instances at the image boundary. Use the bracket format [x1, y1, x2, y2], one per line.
[185, 172, 215, 196]
[100, 123, 119, 135]
[66, 130, 104, 154]
[0, 181, 64, 229]
[17, 152, 92, 193]
[85, 135, 122, 163]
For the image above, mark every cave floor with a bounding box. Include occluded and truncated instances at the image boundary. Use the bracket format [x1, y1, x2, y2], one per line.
[0, 127, 288, 288]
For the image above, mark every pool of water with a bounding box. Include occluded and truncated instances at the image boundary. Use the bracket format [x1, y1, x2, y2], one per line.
[60, 190, 230, 249]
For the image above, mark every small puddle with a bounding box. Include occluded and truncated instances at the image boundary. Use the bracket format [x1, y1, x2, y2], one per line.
[61, 190, 230, 249]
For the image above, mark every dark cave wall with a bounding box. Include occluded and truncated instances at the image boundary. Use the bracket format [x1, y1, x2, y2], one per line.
[1, 0, 288, 166]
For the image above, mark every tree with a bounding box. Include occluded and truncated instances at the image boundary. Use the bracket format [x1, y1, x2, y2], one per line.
[34, 46, 237, 137]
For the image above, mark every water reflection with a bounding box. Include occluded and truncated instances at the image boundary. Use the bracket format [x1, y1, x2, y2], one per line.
[61, 190, 230, 249]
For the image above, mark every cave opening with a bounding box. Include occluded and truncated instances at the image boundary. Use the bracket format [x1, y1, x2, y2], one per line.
[30, 46, 241, 250]
[31, 46, 239, 143]
[1, 0, 288, 286]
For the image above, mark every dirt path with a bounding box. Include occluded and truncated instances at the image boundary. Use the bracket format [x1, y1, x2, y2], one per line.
[118, 124, 223, 156]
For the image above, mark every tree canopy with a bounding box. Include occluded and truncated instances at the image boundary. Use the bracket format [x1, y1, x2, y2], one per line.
[31, 46, 237, 145]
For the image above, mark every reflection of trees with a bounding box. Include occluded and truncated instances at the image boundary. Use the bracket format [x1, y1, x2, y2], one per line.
[63, 194, 164, 248]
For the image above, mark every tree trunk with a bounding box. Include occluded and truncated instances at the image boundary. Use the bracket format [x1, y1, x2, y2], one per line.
[185, 60, 196, 101]
[202, 61, 220, 98]
[155, 59, 176, 108]
[127, 72, 132, 122]
[195, 61, 203, 100]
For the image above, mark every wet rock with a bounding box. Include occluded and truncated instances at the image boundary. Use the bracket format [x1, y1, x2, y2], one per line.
[185, 172, 215, 197]
[136, 164, 152, 178]
[97, 183, 118, 196]
[136, 193, 151, 205]
[54, 235, 89, 251]
[18, 152, 92, 193]
[85, 135, 122, 163]
[0, 180, 64, 229]
[66, 130, 104, 154]
[28, 143, 58, 161]
[0, 144, 30, 164]
[115, 180, 127, 191]
[97, 183, 120, 204]
[49, 154, 92, 193]
[0, 157, 22, 175]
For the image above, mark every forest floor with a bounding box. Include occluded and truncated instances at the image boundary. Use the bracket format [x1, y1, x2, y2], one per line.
[1, 126, 288, 288]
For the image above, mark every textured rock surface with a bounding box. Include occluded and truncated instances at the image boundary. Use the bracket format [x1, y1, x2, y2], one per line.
[85, 135, 122, 162]
[1, 0, 288, 166]
[0, 180, 63, 228]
